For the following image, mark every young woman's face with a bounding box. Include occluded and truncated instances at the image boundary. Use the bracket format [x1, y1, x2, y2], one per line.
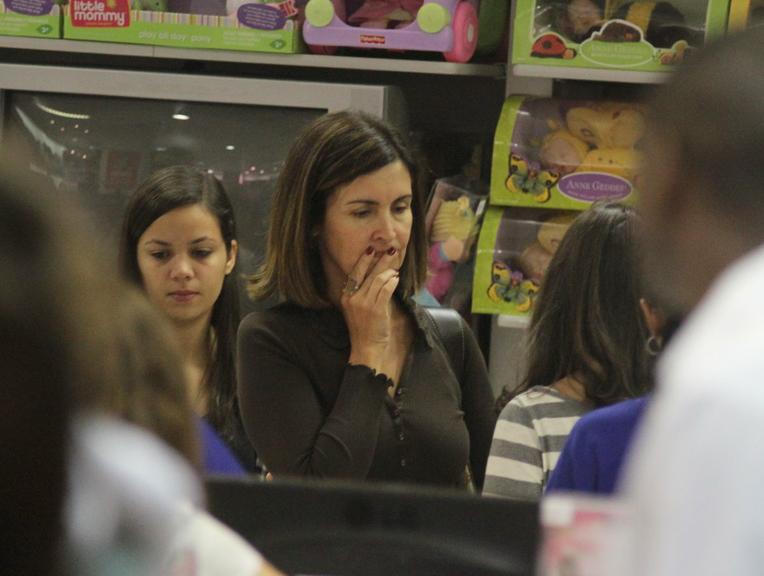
[319, 160, 413, 296]
[137, 204, 237, 326]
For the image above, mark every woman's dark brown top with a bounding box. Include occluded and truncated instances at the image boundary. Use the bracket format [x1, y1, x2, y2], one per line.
[236, 298, 496, 489]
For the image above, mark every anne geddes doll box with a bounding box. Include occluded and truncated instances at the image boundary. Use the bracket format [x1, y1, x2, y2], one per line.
[512, 0, 729, 73]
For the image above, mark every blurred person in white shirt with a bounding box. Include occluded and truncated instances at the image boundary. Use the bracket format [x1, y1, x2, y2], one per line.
[614, 25, 764, 576]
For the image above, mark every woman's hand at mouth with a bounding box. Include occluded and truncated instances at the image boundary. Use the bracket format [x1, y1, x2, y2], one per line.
[341, 246, 400, 374]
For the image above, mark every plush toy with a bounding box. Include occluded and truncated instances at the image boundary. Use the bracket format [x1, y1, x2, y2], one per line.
[425, 195, 477, 301]
[577, 147, 642, 180]
[659, 39, 690, 65]
[612, 1, 688, 48]
[556, 0, 608, 43]
[347, 0, 423, 29]
[557, 0, 690, 48]
[486, 213, 573, 312]
[516, 213, 575, 282]
[565, 103, 646, 150]
[539, 128, 590, 175]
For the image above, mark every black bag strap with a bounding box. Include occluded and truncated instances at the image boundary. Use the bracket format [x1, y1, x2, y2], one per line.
[424, 307, 465, 386]
[424, 307, 475, 490]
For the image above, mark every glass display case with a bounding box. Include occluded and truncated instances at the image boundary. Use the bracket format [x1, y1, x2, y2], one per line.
[0, 66, 407, 315]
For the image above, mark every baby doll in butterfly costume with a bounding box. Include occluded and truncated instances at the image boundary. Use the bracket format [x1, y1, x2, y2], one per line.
[487, 213, 574, 311]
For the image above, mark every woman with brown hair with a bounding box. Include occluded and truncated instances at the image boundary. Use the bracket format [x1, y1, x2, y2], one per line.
[483, 202, 650, 500]
[119, 165, 254, 473]
[238, 110, 496, 488]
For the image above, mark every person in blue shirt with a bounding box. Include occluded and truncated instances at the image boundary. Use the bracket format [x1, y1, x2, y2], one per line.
[198, 418, 246, 476]
[545, 396, 650, 495]
[546, 302, 681, 495]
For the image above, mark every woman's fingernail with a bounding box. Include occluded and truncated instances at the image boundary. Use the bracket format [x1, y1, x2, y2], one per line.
[365, 246, 374, 255]
[387, 247, 396, 256]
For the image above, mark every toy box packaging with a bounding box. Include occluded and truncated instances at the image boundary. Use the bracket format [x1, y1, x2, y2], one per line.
[0, 1, 61, 39]
[512, 0, 729, 73]
[303, 0, 507, 63]
[418, 176, 487, 314]
[63, 0, 303, 54]
[491, 96, 644, 210]
[472, 206, 576, 317]
[728, 0, 764, 30]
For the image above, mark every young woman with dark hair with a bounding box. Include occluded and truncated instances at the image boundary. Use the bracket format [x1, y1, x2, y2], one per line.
[239, 110, 496, 488]
[119, 165, 254, 472]
[483, 202, 650, 500]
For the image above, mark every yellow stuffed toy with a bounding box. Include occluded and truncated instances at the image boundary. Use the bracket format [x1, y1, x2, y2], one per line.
[534, 103, 644, 184]
[578, 148, 642, 180]
[565, 103, 646, 149]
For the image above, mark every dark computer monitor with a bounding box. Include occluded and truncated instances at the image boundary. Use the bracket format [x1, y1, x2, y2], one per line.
[205, 477, 539, 576]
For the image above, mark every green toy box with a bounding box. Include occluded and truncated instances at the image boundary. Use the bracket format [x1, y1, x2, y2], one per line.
[491, 95, 644, 210]
[63, 0, 303, 54]
[472, 206, 576, 316]
[0, 1, 61, 39]
[728, 0, 764, 31]
[512, 0, 729, 72]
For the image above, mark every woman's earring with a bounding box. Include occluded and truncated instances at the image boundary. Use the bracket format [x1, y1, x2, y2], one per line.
[645, 335, 662, 357]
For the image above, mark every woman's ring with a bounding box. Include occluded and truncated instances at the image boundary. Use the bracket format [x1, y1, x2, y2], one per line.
[343, 276, 360, 295]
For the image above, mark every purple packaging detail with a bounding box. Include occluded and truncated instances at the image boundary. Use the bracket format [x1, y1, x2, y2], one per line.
[236, 3, 286, 29]
[4, 0, 53, 16]
[558, 173, 631, 202]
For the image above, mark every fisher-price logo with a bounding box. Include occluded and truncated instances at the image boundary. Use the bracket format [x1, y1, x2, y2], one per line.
[71, 0, 130, 28]
[360, 34, 386, 46]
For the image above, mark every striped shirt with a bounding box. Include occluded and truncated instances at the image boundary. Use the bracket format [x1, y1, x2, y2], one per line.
[482, 386, 592, 501]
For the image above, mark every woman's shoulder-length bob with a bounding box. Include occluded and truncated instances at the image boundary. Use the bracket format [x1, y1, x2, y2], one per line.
[248, 110, 428, 308]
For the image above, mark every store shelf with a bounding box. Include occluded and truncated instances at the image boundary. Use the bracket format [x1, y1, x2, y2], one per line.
[512, 64, 669, 85]
[0, 36, 506, 78]
[497, 315, 530, 330]
[155, 47, 505, 77]
[0, 36, 154, 58]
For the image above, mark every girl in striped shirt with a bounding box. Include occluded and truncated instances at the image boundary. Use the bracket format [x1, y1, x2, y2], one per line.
[483, 203, 650, 500]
